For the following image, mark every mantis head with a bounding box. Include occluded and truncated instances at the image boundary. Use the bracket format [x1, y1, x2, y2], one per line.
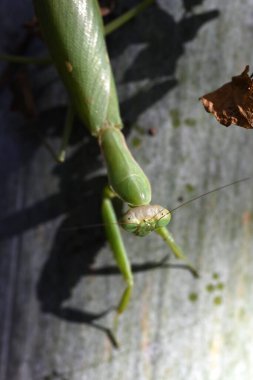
[121, 204, 171, 237]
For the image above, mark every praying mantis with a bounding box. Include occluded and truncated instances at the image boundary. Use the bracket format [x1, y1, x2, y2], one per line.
[1, 4, 253, 380]
[31, 0, 198, 329]
[0, 0, 251, 355]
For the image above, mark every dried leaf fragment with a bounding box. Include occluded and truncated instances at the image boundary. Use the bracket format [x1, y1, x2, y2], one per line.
[199, 65, 253, 129]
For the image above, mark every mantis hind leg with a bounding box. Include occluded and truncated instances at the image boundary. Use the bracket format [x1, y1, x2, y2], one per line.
[101, 187, 134, 325]
[155, 227, 199, 277]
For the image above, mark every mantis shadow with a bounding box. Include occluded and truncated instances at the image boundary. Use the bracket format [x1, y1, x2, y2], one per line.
[107, 0, 219, 124]
[0, 107, 197, 346]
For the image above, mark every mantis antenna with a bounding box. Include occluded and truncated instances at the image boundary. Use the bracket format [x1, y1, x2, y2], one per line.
[170, 176, 251, 213]
[62, 176, 252, 231]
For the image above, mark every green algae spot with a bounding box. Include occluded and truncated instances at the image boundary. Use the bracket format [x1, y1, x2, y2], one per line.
[206, 283, 215, 292]
[185, 183, 195, 193]
[131, 136, 142, 148]
[213, 296, 222, 305]
[184, 118, 196, 127]
[170, 109, 180, 128]
[216, 282, 224, 290]
[212, 272, 220, 280]
[188, 292, 198, 302]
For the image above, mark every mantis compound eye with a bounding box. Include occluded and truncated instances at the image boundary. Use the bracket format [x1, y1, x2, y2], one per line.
[155, 210, 171, 228]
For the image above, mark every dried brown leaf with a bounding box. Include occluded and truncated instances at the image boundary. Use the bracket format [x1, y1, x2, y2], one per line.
[199, 65, 253, 129]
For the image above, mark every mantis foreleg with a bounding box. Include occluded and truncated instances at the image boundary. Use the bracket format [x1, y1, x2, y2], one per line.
[101, 186, 134, 316]
[155, 228, 199, 277]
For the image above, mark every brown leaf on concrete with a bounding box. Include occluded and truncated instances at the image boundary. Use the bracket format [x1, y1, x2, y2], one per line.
[199, 65, 253, 129]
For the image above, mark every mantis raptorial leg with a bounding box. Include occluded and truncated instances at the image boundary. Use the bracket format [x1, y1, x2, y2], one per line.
[101, 187, 134, 315]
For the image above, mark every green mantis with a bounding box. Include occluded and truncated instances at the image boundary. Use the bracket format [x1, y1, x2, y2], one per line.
[32, 0, 197, 329]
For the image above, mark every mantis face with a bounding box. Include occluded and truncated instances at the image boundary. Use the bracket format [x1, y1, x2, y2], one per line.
[121, 205, 171, 237]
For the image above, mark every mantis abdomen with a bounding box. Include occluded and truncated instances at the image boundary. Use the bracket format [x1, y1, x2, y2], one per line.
[34, 0, 121, 135]
[33, 0, 151, 206]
